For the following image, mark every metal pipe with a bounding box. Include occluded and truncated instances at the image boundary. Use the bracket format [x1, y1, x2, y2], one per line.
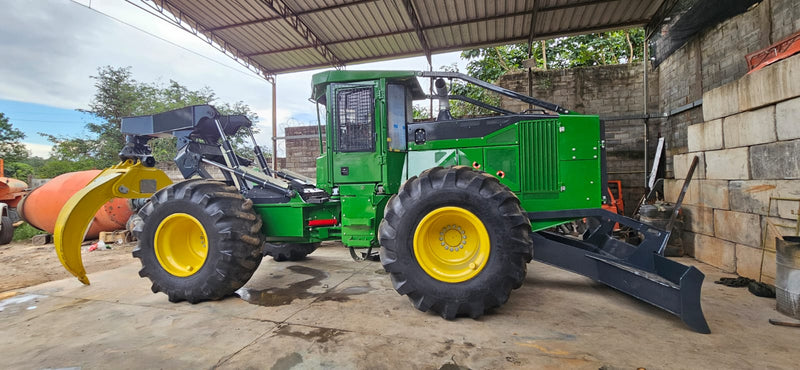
[667, 156, 699, 231]
[644, 120, 649, 189]
[429, 76, 433, 120]
[420, 71, 569, 114]
[247, 127, 272, 176]
[213, 119, 241, 167]
[426, 94, 514, 114]
[527, 40, 533, 109]
[434, 78, 449, 110]
[643, 39, 649, 189]
[214, 119, 245, 190]
[201, 158, 292, 197]
[271, 78, 278, 172]
[316, 101, 324, 155]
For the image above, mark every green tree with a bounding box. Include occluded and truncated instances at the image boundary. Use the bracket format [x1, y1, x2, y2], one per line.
[33, 159, 97, 179]
[0, 112, 29, 163]
[0, 112, 32, 179]
[544, 29, 645, 69]
[461, 28, 645, 78]
[412, 105, 430, 120]
[447, 28, 645, 117]
[5, 162, 34, 180]
[43, 66, 258, 173]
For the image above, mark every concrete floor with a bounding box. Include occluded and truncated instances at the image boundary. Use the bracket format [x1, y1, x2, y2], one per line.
[1, 243, 798, 370]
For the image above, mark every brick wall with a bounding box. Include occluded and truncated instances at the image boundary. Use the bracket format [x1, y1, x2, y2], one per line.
[283, 125, 325, 178]
[497, 64, 660, 215]
[666, 55, 800, 281]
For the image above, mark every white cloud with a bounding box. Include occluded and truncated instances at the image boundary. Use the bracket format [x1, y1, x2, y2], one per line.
[24, 142, 52, 158]
[0, 0, 468, 154]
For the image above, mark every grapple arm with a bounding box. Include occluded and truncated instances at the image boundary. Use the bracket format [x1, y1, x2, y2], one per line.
[54, 160, 172, 284]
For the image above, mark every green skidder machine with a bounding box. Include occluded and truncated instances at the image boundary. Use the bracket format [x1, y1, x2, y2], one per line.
[54, 70, 710, 333]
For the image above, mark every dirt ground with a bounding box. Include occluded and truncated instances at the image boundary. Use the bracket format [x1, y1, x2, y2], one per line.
[0, 238, 137, 293]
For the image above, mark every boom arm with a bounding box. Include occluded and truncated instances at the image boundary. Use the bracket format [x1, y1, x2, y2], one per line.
[419, 71, 571, 115]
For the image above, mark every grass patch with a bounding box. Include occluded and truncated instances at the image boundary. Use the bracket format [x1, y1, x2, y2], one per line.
[13, 223, 44, 241]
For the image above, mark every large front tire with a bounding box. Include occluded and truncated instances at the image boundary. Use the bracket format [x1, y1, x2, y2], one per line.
[379, 166, 532, 319]
[132, 179, 263, 303]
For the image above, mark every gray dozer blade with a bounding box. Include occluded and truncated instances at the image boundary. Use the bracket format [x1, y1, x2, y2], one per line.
[529, 209, 710, 334]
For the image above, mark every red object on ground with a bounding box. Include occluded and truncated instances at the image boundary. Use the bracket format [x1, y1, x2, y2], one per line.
[17, 170, 134, 239]
[746, 30, 800, 73]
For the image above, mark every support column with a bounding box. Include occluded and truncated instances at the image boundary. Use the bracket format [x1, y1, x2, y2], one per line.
[271, 77, 278, 172]
[643, 40, 649, 188]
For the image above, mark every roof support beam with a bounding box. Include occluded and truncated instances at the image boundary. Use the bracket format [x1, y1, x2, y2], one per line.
[210, 0, 620, 34]
[254, 0, 344, 69]
[247, 11, 524, 57]
[205, 0, 379, 32]
[528, 1, 540, 46]
[527, 1, 540, 100]
[402, 0, 431, 66]
[134, 0, 274, 79]
[248, 2, 648, 59]
[264, 19, 651, 72]
[246, 1, 634, 57]
[541, 0, 620, 12]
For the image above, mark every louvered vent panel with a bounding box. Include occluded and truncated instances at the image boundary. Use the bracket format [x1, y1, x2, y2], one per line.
[520, 120, 559, 193]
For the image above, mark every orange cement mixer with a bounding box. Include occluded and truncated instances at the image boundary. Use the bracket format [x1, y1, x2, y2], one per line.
[0, 177, 27, 208]
[18, 170, 134, 240]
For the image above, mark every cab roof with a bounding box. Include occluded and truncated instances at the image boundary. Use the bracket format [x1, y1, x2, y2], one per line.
[311, 70, 426, 103]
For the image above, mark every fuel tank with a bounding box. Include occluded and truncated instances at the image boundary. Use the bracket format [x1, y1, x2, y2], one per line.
[18, 170, 134, 239]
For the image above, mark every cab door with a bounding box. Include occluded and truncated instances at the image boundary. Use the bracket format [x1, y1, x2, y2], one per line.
[328, 82, 382, 184]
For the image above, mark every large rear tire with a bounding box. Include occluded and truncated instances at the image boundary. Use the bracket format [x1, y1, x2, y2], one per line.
[379, 166, 532, 319]
[263, 242, 319, 261]
[132, 179, 263, 303]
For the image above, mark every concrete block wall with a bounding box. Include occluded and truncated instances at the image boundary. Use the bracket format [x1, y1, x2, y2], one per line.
[497, 64, 660, 215]
[657, 0, 796, 177]
[498, 63, 660, 116]
[666, 55, 800, 282]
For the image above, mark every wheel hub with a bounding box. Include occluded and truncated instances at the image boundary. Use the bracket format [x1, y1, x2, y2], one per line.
[440, 225, 466, 251]
[154, 213, 209, 277]
[414, 207, 490, 283]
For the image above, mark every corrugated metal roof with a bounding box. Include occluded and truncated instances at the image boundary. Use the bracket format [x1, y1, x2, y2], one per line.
[140, 0, 667, 77]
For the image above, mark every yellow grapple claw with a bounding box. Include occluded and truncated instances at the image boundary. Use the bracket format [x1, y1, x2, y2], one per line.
[54, 160, 172, 285]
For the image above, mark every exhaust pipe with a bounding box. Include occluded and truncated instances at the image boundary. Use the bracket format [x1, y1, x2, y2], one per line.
[434, 78, 452, 121]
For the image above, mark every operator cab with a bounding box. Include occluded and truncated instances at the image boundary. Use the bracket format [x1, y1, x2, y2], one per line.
[310, 70, 566, 195]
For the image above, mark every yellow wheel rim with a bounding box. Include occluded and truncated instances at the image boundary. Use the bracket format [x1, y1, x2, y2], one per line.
[413, 206, 490, 283]
[154, 213, 208, 277]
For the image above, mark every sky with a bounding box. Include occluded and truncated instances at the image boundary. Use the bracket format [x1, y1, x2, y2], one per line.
[0, 0, 468, 158]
